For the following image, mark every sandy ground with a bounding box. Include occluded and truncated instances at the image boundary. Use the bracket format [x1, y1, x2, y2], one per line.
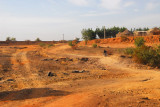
[0, 44, 160, 107]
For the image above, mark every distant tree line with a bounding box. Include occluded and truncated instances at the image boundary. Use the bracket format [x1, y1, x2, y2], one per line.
[81, 26, 126, 41]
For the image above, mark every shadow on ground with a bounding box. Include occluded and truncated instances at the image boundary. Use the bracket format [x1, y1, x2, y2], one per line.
[0, 88, 70, 101]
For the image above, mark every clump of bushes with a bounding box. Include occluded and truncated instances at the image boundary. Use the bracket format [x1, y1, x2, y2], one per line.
[125, 47, 134, 55]
[92, 44, 97, 48]
[125, 37, 160, 67]
[134, 37, 145, 47]
[68, 41, 74, 46]
[39, 43, 54, 48]
[39, 43, 46, 47]
[48, 44, 54, 48]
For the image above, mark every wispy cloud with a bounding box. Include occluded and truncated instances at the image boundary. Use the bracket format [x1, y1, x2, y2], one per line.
[81, 11, 119, 16]
[100, 0, 122, 10]
[68, 0, 88, 6]
[124, 1, 135, 7]
[146, 1, 159, 10]
[0, 16, 74, 25]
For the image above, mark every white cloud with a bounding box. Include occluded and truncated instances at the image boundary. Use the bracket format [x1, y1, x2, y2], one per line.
[0, 16, 73, 25]
[124, 1, 135, 7]
[100, 0, 122, 10]
[146, 2, 159, 10]
[81, 11, 119, 16]
[68, 0, 88, 6]
[133, 9, 139, 12]
[124, 14, 160, 28]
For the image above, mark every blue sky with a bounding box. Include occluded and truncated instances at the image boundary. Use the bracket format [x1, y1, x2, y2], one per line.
[0, 0, 160, 41]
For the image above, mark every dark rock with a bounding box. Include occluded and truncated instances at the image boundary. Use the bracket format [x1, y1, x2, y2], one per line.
[7, 79, 15, 82]
[63, 73, 69, 75]
[55, 59, 59, 61]
[72, 70, 82, 73]
[120, 55, 126, 58]
[72, 70, 89, 73]
[101, 68, 107, 70]
[81, 70, 89, 73]
[81, 58, 89, 62]
[41, 58, 53, 61]
[0, 77, 2, 81]
[141, 79, 150, 82]
[142, 97, 150, 100]
[48, 72, 57, 77]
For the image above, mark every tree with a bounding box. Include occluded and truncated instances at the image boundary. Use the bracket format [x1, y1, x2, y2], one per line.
[11, 37, 16, 41]
[35, 38, 41, 41]
[6, 37, 10, 41]
[81, 28, 96, 41]
[6, 37, 16, 41]
[95, 26, 126, 39]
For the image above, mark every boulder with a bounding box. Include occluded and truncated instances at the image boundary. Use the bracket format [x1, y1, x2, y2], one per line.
[48, 72, 57, 77]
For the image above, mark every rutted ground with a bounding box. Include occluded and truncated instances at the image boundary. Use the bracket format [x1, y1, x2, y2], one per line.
[0, 44, 160, 107]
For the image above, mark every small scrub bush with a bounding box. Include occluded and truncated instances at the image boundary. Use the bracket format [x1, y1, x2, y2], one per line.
[133, 46, 160, 67]
[92, 44, 97, 48]
[125, 48, 134, 55]
[48, 44, 54, 48]
[39, 43, 46, 47]
[134, 37, 145, 47]
[68, 41, 74, 46]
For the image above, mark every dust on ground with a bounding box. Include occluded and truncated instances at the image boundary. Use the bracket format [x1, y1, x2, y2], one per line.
[0, 43, 160, 107]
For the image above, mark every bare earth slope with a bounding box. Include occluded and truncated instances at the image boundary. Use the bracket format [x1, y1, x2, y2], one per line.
[0, 44, 160, 107]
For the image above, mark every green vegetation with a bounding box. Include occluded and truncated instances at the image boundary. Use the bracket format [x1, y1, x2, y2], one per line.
[6, 37, 16, 41]
[68, 41, 74, 46]
[39, 43, 46, 47]
[35, 38, 41, 41]
[125, 37, 160, 67]
[134, 37, 145, 47]
[95, 26, 126, 38]
[92, 44, 97, 48]
[125, 48, 134, 55]
[81, 28, 96, 41]
[48, 44, 54, 48]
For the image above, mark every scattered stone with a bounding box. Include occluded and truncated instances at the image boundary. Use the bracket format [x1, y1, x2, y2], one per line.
[55, 59, 59, 61]
[141, 79, 150, 82]
[81, 58, 89, 62]
[63, 73, 69, 75]
[48, 72, 57, 77]
[41, 58, 53, 61]
[72, 70, 82, 73]
[7, 79, 15, 82]
[120, 55, 126, 58]
[0, 77, 2, 81]
[142, 97, 150, 100]
[101, 68, 107, 70]
[72, 70, 89, 73]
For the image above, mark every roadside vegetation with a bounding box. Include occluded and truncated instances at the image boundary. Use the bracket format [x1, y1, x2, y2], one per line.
[125, 37, 160, 68]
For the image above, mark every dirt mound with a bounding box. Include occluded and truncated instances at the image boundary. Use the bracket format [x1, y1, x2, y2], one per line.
[78, 35, 160, 46]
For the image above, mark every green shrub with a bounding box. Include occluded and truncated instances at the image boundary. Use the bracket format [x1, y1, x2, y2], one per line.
[134, 37, 145, 47]
[92, 44, 97, 48]
[125, 48, 134, 55]
[68, 41, 74, 46]
[133, 46, 160, 67]
[48, 44, 54, 48]
[39, 43, 46, 47]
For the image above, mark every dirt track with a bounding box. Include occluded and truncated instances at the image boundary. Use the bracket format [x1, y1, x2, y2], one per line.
[0, 44, 160, 107]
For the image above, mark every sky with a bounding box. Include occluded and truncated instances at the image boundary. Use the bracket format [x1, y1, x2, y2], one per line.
[0, 0, 160, 41]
